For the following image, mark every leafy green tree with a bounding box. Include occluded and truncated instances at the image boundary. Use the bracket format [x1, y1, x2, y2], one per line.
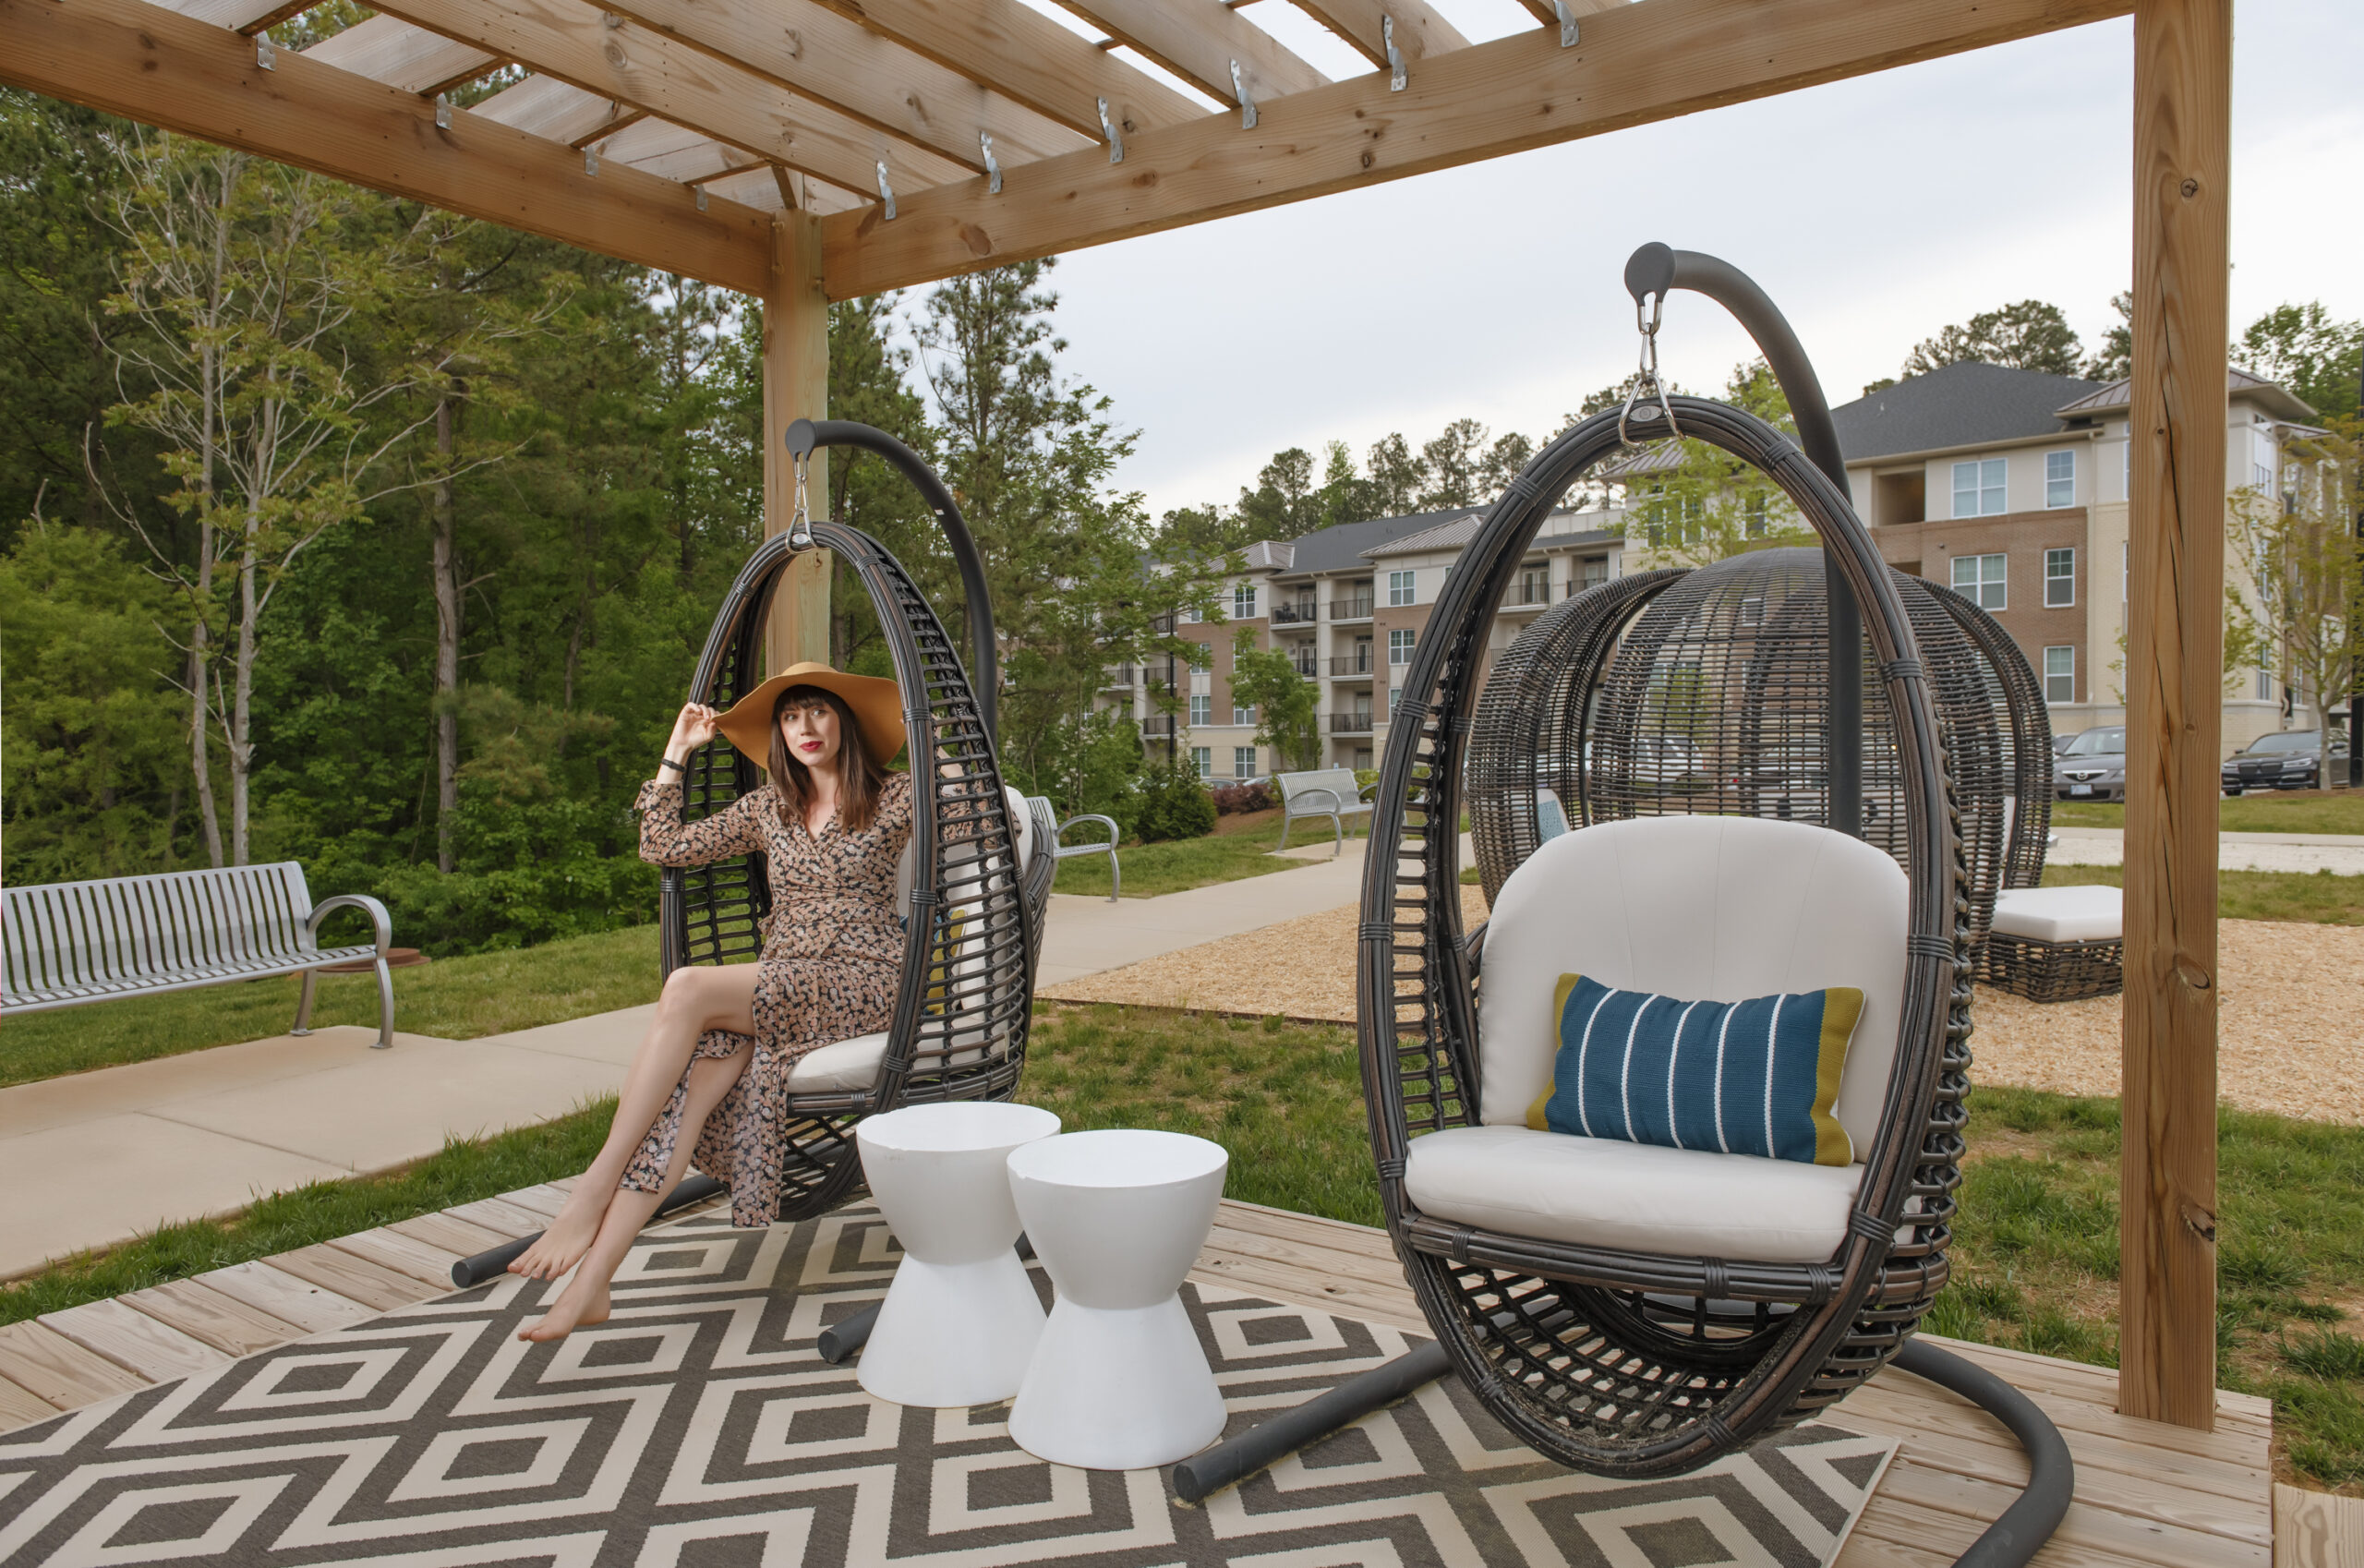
[1479, 430, 1537, 500]
[1364, 432, 1427, 516]
[1624, 360, 1815, 567]
[2238, 303, 2362, 421]
[2225, 422, 2364, 779]
[1902, 300, 2085, 378]
[2085, 291, 2134, 380]
[1417, 417, 1488, 509]
[1236, 446, 1319, 537]
[1228, 628, 1321, 771]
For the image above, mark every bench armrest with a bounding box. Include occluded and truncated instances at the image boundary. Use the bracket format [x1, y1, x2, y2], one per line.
[1287, 787, 1345, 815]
[1054, 814, 1121, 851]
[306, 894, 392, 955]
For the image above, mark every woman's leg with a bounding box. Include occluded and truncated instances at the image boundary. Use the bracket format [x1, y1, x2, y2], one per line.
[510, 963, 760, 1280]
[520, 1044, 750, 1342]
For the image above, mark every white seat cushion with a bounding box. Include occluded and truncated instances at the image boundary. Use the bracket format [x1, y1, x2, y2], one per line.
[1404, 1125, 1863, 1263]
[784, 1030, 888, 1092]
[1477, 815, 1909, 1161]
[1991, 885, 2120, 943]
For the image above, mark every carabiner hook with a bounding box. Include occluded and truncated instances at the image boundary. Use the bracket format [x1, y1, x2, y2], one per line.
[1618, 290, 1681, 447]
[788, 455, 814, 550]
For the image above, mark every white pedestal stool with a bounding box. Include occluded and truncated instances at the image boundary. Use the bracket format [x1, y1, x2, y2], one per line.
[1006, 1129, 1229, 1470]
[854, 1102, 1061, 1408]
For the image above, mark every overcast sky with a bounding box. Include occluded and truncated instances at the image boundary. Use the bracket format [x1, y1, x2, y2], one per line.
[914, 2, 2364, 523]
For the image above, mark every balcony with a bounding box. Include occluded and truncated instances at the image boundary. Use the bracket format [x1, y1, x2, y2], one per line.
[1328, 651, 1375, 678]
[1101, 664, 1137, 689]
[1271, 599, 1319, 625]
[1140, 715, 1177, 739]
[1329, 712, 1375, 735]
[1327, 595, 1374, 622]
[1502, 582, 1552, 612]
[1287, 650, 1319, 677]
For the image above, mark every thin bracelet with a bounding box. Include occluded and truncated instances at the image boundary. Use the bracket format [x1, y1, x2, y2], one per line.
[658, 756, 686, 774]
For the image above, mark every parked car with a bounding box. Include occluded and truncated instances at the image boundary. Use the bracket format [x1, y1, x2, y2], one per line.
[2052, 730, 2082, 756]
[2055, 726, 2127, 801]
[2222, 730, 2347, 793]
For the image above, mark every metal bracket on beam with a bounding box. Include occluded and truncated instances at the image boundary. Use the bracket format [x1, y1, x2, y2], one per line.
[981, 132, 1002, 192]
[255, 33, 274, 69]
[694, 185, 707, 211]
[1554, 0, 1578, 47]
[584, 145, 598, 176]
[434, 93, 452, 129]
[1095, 98, 1125, 164]
[1383, 16, 1406, 91]
[875, 160, 896, 219]
[1229, 60, 1258, 129]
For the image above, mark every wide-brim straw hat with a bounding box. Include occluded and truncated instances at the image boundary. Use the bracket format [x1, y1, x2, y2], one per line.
[714, 662, 907, 770]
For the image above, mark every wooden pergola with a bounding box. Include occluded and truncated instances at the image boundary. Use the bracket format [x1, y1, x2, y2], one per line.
[3, 0, 2234, 1431]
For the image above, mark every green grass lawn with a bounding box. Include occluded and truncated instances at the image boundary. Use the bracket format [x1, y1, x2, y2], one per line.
[0, 924, 664, 1090]
[1051, 807, 1369, 899]
[2053, 790, 2364, 833]
[2042, 863, 2364, 925]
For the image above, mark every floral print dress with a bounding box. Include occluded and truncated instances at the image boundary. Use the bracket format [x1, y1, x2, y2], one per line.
[625, 769, 915, 1226]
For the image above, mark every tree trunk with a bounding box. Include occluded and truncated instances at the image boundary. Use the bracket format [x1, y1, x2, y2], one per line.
[431, 391, 462, 873]
[186, 152, 235, 870]
[228, 396, 279, 867]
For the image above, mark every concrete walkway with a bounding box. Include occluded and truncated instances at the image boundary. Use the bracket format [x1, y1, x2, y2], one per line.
[2, 842, 1400, 1279]
[2051, 825, 2364, 874]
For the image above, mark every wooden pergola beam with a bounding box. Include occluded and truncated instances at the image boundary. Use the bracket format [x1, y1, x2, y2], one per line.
[471, 74, 640, 147]
[1055, 0, 1326, 107]
[1290, 0, 1468, 71]
[362, 0, 970, 195]
[2119, 0, 2230, 1432]
[821, 0, 2131, 299]
[0, 0, 772, 292]
[808, 0, 1206, 141]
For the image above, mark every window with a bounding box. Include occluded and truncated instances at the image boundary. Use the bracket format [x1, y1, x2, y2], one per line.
[2044, 548, 2075, 608]
[2254, 463, 2274, 492]
[1234, 746, 1258, 778]
[2121, 440, 2129, 501]
[1388, 570, 1416, 607]
[1951, 552, 2007, 610]
[1233, 584, 1258, 620]
[2259, 668, 2275, 701]
[2045, 450, 2075, 509]
[2044, 646, 2074, 704]
[1951, 458, 2007, 518]
[1388, 685, 1401, 717]
[1188, 694, 1211, 726]
[2121, 541, 2128, 603]
[1389, 628, 1417, 665]
[1179, 604, 1200, 623]
[1232, 702, 1255, 725]
[1191, 746, 1212, 779]
[1577, 557, 1608, 592]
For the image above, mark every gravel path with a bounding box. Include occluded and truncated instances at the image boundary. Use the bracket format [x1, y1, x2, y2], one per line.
[1041, 895, 2364, 1125]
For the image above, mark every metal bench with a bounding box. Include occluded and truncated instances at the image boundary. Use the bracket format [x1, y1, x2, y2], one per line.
[3, 863, 397, 1047]
[1275, 767, 1374, 855]
[1028, 797, 1122, 901]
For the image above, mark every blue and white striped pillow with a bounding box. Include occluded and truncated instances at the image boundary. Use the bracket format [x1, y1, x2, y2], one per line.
[1525, 974, 1863, 1165]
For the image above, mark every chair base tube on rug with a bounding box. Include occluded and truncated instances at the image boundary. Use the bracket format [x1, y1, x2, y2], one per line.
[448, 1174, 729, 1287]
[1171, 1339, 2072, 1568]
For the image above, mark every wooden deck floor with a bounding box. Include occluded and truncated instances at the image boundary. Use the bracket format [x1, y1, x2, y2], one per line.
[0, 1188, 2283, 1568]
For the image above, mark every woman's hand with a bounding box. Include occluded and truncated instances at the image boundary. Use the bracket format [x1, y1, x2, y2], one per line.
[666, 703, 721, 765]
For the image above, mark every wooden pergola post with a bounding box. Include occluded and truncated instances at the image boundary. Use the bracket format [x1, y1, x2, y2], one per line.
[2119, 0, 2231, 1431]
[764, 211, 832, 674]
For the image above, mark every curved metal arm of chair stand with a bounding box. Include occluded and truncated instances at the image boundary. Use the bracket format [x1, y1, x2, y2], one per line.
[786, 418, 997, 743]
[1622, 244, 1863, 838]
[1169, 1339, 2070, 1567]
[1053, 813, 1124, 901]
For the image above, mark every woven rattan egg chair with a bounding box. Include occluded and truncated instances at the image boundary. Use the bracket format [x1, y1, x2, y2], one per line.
[662, 420, 1043, 1223]
[1360, 395, 1971, 1478]
[1467, 553, 2052, 947]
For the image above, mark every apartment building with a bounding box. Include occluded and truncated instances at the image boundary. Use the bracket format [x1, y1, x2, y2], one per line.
[1103, 506, 1625, 777]
[1833, 360, 2325, 746]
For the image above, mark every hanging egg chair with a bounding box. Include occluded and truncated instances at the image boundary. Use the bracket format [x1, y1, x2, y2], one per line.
[663, 419, 1048, 1222]
[1467, 551, 2054, 947]
[1362, 384, 1972, 1477]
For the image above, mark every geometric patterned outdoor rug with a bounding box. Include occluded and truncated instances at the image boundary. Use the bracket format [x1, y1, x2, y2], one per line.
[0, 1202, 1895, 1566]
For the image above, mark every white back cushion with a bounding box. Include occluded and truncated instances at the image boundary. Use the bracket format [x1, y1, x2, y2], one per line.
[1477, 815, 1910, 1158]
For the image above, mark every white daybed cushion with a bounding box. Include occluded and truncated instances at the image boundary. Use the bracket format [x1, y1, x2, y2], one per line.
[1405, 815, 1908, 1265]
[1990, 885, 2120, 943]
[1403, 1124, 1864, 1262]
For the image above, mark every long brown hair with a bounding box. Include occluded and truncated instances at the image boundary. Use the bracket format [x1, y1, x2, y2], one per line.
[766, 685, 886, 834]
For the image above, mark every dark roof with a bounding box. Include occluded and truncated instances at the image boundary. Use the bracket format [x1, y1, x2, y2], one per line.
[1363, 507, 1622, 558]
[1830, 361, 2107, 464]
[1277, 508, 1476, 575]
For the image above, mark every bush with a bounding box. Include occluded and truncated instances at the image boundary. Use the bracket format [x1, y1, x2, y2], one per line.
[1135, 758, 1218, 842]
[1210, 780, 1274, 814]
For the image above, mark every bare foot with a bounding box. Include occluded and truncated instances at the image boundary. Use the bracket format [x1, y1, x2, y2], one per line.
[518, 1280, 610, 1343]
[508, 1194, 608, 1281]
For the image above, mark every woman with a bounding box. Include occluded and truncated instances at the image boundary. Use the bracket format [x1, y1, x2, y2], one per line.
[511, 660, 915, 1343]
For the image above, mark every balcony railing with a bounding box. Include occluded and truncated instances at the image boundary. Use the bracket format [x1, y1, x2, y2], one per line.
[1503, 583, 1551, 609]
[1329, 712, 1375, 734]
[1288, 652, 1319, 677]
[1102, 664, 1137, 688]
[1271, 600, 1319, 625]
[1140, 715, 1177, 739]
[1328, 652, 1375, 677]
[1328, 596, 1375, 621]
